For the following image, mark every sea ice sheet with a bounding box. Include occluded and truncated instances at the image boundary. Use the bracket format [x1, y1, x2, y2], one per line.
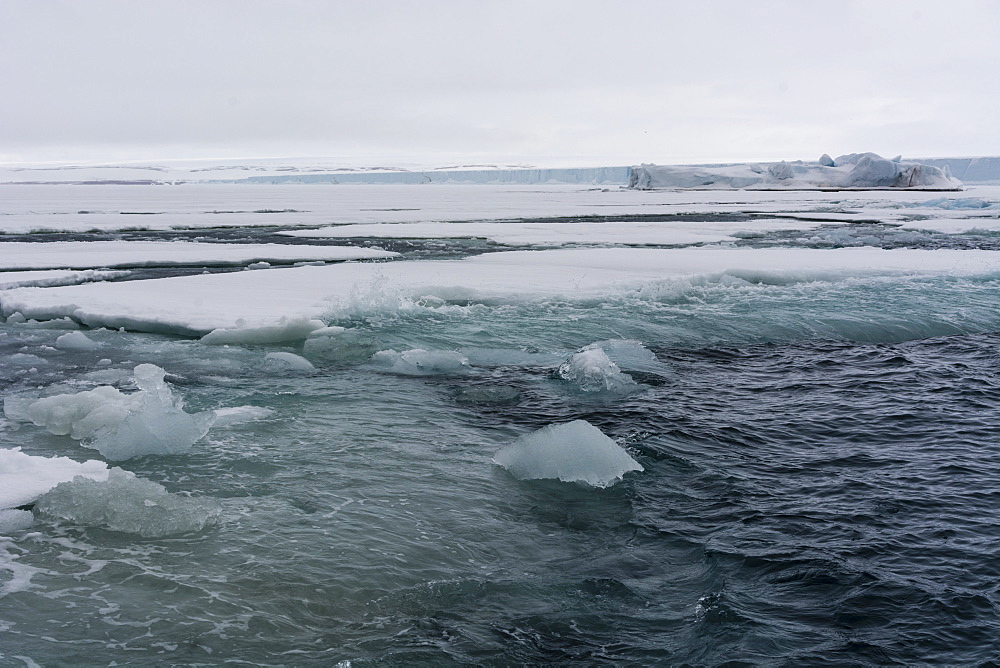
[4, 247, 1000, 335]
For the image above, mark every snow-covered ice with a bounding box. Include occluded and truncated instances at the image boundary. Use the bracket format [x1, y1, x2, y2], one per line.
[4, 247, 1000, 335]
[0, 269, 127, 289]
[280, 219, 823, 247]
[0, 241, 396, 270]
[0, 447, 110, 510]
[493, 420, 644, 488]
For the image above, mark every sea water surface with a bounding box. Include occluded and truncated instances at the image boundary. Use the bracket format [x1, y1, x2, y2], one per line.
[1, 185, 1000, 665]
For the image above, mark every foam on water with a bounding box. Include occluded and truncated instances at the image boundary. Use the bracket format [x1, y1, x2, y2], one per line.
[34, 468, 222, 538]
[493, 420, 644, 487]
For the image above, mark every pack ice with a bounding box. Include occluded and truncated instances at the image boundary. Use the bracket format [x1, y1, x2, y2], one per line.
[629, 152, 961, 190]
[493, 420, 644, 488]
[5, 364, 213, 461]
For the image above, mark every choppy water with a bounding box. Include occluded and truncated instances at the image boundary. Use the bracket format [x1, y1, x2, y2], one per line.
[3, 210, 1000, 665]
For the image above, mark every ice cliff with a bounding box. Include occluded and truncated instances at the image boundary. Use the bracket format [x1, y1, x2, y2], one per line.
[629, 153, 962, 190]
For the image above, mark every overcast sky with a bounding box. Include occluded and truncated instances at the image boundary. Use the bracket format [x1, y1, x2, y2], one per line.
[2, 0, 998, 166]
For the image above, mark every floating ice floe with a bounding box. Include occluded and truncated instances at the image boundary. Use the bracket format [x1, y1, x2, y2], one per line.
[5, 364, 214, 461]
[5, 247, 1000, 335]
[35, 468, 221, 537]
[280, 218, 823, 247]
[54, 330, 101, 351]
[0, 269, 128, 290]
[630, 153, 961, 190]
[557, 348, 640, 394]
[493, 420, 643, 488]
[0, 240, 397, 270]
[371, 349, 472, 375]
[201, 316, 328, 345]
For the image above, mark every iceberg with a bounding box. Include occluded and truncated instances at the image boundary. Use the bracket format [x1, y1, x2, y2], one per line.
[493, 420, 643, 488]
[629, 153, 961, 190]
[35, 468, 221, 537]
[8, 364, 214, 461]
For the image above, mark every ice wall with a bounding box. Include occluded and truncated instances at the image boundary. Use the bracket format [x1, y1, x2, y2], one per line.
[629, 153, 961, 190]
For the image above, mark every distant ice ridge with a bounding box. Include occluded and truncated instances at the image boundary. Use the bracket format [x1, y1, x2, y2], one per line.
[493, 420, 643, 488]
[4, 364, 214, 461]
[35, 468, 221, 537]
[630, 153, 961, 190]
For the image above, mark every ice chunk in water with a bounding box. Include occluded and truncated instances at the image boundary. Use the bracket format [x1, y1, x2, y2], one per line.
[201, 317, 326, 345]
[493, 420, 643, 488]
[35, 468, 221, 537]
[0, 447, 109, 509]
[55, 331, 101, 350]
[371, 349, 471, 375]
[581, 339, 660, 374]
[303, 327, 378, 362]
[557, 348, 639, 393]
[14, 364, 214, 460]
[0, 509, 34, 533]
[212, 406, 275, 428]
[263, 351, 316, 373]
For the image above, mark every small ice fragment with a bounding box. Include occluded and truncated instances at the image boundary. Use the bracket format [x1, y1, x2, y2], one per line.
[9, 353, 47, 366]
[371, 349, 471, 375]
[55, 331, 101, 350]
[96, 358, 113, 366]
[212, 406, 275, 428]
[5, 312, 26, 324]
[35, 468, 221, 537]
[263, 351, 316, 373]
[557, 348, 638, 393]
[493, 420, 643, 488]
[246, 261, 271, 270]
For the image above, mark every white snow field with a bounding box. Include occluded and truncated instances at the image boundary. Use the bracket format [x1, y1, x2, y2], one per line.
[3, 247, 1000, 336]
[0, 269, 127, 289]
[630, 153, 961, 190]
[0, 241, 396, 270]
[8, 183, 1000, 235]
[279, 218, 823, 246]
